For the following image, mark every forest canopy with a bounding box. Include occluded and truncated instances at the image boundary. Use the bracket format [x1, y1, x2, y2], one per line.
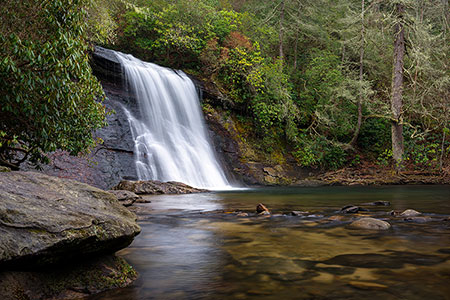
[0, 0, 448, 172]
[104, 0, 449, 171]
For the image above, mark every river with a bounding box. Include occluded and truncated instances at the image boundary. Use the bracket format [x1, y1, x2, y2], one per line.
[91, 185, 450, 299]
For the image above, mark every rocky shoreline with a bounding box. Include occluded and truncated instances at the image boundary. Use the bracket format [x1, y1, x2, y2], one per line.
[310, 167, 450, 186]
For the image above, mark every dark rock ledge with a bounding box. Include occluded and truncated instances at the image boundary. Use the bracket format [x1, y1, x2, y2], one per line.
[113, 180, 208, 194]
[0, 171, 141, 300]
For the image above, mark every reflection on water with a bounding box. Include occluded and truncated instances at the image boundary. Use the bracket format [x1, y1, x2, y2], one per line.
[90, 186, 450, 300]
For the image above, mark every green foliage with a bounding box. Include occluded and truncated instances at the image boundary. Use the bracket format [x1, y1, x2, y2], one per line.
[300, 50, 344, 110]
[377, 149, 393, 167]
[0, 0, 107, 168]
[404, 128, 449, 169]
[293, 134, 346, 170]
[104, 0, 449, 172]
[358, 118, 391, 156]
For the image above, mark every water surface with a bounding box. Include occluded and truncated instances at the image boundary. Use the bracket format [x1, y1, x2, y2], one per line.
[91, 186, 450, 300]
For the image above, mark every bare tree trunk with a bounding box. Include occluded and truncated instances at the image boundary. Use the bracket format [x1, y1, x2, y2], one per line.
[350, 0, 365, 146]
[391, 3, 406, 172]
[279, 0, 285, 61]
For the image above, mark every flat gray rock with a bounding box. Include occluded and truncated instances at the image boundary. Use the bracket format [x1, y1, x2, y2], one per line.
[0, 172, 141, 268]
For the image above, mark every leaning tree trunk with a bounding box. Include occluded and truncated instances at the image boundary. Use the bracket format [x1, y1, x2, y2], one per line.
[391, 3, 406, 172]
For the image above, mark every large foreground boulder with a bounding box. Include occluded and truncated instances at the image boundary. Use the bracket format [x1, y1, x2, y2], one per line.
[113, 180, 208, 194]
[0, 171, 141, 268]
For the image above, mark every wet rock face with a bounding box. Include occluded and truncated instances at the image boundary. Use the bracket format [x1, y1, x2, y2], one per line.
[23, 47, 139, 190]
[202, 105, 312, 186]
[0, 172, 141, 268]
[113, 180, 208, 194]
[33, 84, 139, 190]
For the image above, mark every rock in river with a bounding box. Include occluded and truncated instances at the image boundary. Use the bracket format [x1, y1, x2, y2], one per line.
[341, 205, 368, 214]
[256, 203, 270, 215]
[399, 209, 421, 217]
[348, 217, 391, 230]
[113, 180, 208, 194]
[0, 171, 141, 268]
[108, 189, 143, 207]
[361, 201, 390, 206]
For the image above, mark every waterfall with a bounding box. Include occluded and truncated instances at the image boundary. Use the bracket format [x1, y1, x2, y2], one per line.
[115, 52, 231, 189]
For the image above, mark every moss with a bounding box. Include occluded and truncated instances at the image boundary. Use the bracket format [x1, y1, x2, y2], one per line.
[269, 150, 286, 165]
[0, 166, 11, 172]
[103, 257, 137, 287]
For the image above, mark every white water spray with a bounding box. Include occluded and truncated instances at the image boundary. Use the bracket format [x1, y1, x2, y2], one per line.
[115, 52, 231, 189]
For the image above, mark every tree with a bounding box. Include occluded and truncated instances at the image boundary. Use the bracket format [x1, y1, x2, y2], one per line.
[391, 2, 406, 171]
[0, 0, 107, 169]
[349, 0, 365, 146]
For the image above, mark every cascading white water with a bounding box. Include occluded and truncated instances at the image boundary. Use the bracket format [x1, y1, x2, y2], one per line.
[115, 52, 231, 189]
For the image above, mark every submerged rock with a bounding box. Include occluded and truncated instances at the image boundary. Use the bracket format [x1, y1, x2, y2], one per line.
[291, 210, 309, 216]
[256, 203, 270, 215]
[361, 201, 390, 206]
[0, 171, 141, 268]
[348, 281, 388, 290]
[108, 189, 143, 207]
[389, 210, 401, 216]
[348, 217, 391, 230]
[236, 212, 249, 217]
[400, 209, 421, 217]
[341, 205, 368, 214]
[404, 216, 431, 223]
[113, 180, 208, 194]
[327, 215, 346, 222]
